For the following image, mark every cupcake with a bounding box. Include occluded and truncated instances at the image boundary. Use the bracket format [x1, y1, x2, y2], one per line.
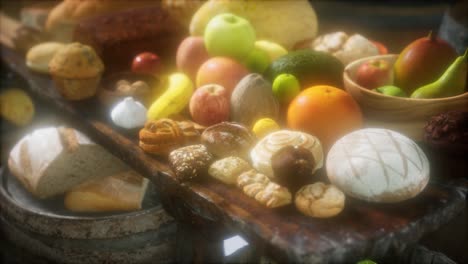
[422, 110, 468, 179]
[49, 42, 104, 100]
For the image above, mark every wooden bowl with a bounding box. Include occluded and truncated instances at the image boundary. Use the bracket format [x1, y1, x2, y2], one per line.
[343, 54, 468, 141]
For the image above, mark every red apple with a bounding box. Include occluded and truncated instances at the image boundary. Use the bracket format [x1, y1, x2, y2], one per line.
[356, 59, 394, 89]
[189, 84, 230, 126]
[371, 40, 388, 55]
[132, 52, 162, 75]
[176, 36, 210, 80]
[196, 57, 249, 95]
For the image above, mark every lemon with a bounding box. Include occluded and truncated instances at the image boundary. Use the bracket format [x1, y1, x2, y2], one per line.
[0, 88, 35, 126]
[252, 118, 280, 138]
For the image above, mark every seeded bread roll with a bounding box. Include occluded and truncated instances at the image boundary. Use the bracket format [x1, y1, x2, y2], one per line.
[295, 182, 345, 218]
[208, 157, 251, 185]
[169, 144, 214, 181]
[8, 126, 129, 198]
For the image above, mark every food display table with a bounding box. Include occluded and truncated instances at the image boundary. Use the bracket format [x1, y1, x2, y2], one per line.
[1, 45, 467, 263]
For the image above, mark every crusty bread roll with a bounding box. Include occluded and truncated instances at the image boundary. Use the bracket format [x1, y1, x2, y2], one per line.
[250, 130, 324, 179]
[26, 42, 64, 74]
[45, 0, 161, 42]
[65, 170, 149, 212]
[295, 182, 345, 218]
[8, 127, 129, 199]
[326, 128, 430, 203]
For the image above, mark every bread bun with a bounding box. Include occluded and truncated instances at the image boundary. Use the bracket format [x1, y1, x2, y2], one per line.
[169, 144, 214, 181]
[208, 156, 251, 185]
[26, 42, 64, 74]
[250, 130, 323, 179]
[295, 182, 345, 218]
[201, 122, 255, 160]
[326, 128, 430, 203]
[45, 0, 160, 42]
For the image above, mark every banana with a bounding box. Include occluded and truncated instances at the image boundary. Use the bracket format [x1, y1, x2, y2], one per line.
[0, 88, 35, 126]
[147, 73, 194, 120]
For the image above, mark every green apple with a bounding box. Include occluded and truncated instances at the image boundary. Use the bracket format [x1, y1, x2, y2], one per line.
[374, 85, 407, 97]
[204, 13, 256, 60]
[272, 73, 301, 104]
[255, 40, 288, 61]
[243, 47, 270, 73]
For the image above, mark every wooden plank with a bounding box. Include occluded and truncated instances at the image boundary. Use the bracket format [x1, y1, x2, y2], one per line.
[2, 45, 467, 263]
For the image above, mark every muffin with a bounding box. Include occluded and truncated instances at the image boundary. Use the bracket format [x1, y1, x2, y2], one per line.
[49, 42, 104, 100]
[422, 111, 468, 179]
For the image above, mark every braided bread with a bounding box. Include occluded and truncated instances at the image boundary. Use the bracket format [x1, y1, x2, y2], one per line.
[139, 118, 204, 156]
[237, 169, 291, 208]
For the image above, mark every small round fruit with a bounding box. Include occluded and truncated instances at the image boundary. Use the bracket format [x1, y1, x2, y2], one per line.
[375, 85, 407, 97]
[244, 48, 270, 73]
[252, 118, 280, 138]
[204, 13, 256, 59]
[0, 88, 35, 126]
[287, 85, 363, 151]
[132, 52, 162, 75]
[189, 84, 230, 126]
[272, 73, 301, 104]
[176, 36, 210, 80]
[196, 57, 249, 94]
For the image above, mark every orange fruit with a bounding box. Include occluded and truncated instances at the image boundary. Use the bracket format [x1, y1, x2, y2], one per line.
[287, 85, 363, 151]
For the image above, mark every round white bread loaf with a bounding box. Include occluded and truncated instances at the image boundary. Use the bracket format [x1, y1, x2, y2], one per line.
[250, 130, 323, 179]
[326, 128, 430, 203]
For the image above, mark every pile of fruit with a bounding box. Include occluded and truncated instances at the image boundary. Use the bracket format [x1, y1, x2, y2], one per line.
[356, 32, 467, 99]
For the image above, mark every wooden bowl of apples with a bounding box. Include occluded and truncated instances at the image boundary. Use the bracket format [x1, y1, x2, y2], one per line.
[343, 54, 468, 141]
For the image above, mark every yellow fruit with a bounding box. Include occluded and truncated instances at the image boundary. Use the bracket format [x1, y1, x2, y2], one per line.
[147, 73, 194, 120]
[255, 40, 288, 61]
[252, 117, 280, 138]
[0, 88, 35, 126]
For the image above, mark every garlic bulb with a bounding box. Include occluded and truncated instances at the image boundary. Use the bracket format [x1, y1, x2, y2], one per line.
[110, 97, 147, 129]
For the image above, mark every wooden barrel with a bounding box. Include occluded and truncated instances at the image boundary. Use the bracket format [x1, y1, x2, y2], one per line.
[0, 167, 177, 264]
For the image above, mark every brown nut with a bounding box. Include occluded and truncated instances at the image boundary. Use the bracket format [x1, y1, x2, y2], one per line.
[168, 144, 214, 181]
[201, 122, 255, 159]
[295, 182, 345, 218]
[271, 145, 316, 193]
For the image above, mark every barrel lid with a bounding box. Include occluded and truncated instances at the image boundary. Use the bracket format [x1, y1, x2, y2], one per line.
[0, 167, 174, 239]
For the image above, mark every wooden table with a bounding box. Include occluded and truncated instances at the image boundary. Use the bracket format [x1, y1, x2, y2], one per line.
[2, 44, 467, 263]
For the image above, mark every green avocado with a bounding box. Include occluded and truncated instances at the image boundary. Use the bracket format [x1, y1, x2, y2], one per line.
[265, 49, 344, 89]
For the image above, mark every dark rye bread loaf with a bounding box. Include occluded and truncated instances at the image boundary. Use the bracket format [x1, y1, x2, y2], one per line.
[73, 6, 187, 73]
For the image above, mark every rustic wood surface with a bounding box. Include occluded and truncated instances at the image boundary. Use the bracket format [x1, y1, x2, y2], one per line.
[1, 45, 467, 263]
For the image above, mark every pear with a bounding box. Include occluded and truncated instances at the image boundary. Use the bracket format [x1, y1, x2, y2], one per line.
[394, 31, 458, 94]
[411, 49, 467, 99]
[189, 0, 318, 50]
